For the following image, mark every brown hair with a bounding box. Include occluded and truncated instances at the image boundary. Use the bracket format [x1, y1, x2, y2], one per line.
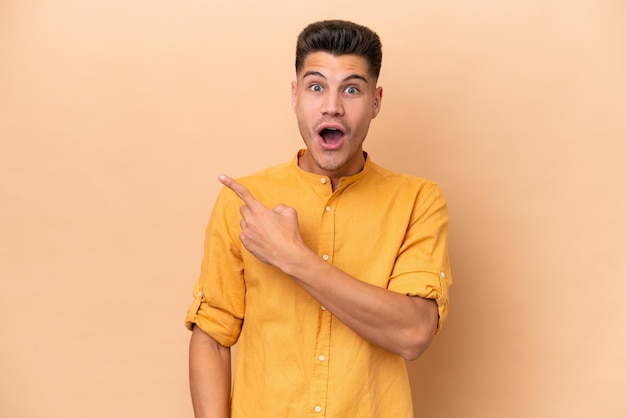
[295, 20, 383, 80]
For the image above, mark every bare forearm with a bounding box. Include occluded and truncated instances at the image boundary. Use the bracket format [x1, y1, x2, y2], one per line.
[281, 249, 438, 361]
[215, 174, 439, 360]
[189, 326, 231, 418]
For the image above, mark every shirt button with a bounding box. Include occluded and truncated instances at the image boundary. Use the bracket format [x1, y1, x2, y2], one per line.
[319, 355, 325, 361]
[321, 305, 327, 311]
[315, 406, 322, 413]
[320, 178, 327, 184]
[325, 205, 331, 212]
[322, 254, 329, 261]
[197, 291, 203, 297]
[440, 271, 446, 279]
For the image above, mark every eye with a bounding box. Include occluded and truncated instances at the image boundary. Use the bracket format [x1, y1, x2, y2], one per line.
[309, 84, 323, 92]
[344, 86, 359, 94]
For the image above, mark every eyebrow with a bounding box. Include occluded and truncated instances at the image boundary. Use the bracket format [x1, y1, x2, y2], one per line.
[302, 70, 369, 84]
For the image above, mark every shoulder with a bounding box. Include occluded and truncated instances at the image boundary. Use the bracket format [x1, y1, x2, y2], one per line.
[367, 161, 445, 198]
[237, 160, 297, 199]
[217, 159, 297, 207]
[238, 160, 293, 188]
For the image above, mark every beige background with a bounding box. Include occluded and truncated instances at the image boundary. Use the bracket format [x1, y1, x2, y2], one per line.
[1, 1, 625, 417]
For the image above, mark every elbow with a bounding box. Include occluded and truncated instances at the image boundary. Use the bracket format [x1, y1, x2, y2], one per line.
[398, 307, 438, 360]
[398, 296, 439, 361]
[399, 329, 435, 361]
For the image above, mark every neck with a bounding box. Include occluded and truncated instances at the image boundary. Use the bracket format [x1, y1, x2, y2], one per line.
[297, 150, 366, 192]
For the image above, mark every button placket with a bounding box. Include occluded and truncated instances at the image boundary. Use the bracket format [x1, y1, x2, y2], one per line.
[309, 188, 336, 415]
[310, 309, 331, 416]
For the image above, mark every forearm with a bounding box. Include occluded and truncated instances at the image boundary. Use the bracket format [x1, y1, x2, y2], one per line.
[280, 248, 438, 361]
[189, 326, 231, 418]
[215, 174, 440, 360]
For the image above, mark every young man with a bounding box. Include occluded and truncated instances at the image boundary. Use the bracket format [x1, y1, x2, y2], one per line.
[186, 20, 452, 417]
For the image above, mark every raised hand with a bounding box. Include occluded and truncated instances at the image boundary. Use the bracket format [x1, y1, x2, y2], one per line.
[218, 174, 307, 269]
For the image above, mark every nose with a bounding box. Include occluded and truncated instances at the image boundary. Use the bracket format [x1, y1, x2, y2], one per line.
[321, 92, 344, 116]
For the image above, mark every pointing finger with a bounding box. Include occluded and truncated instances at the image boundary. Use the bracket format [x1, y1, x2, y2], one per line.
[218, 174, 260, 207]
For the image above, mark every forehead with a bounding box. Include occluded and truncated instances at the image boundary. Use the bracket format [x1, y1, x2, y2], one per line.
[298, 52, 370, 80]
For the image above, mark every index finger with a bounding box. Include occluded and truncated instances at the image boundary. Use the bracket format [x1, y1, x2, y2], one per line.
[218, 174, 260, 207]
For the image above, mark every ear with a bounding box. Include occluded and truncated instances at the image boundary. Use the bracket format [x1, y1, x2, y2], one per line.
[291, 81, 298, 112]
[372, 86, 383, 119]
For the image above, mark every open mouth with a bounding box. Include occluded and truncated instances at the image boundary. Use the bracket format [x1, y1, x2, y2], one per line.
[318, 127, 345, 148]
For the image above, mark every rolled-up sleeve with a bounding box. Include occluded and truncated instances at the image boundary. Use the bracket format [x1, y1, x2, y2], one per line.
[184, 189, 245, 347]
[387, 182, 452, 333]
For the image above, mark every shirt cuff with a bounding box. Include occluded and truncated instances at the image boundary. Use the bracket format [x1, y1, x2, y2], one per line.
[184, 290, 242, 347]
[389, 270, 450, 334]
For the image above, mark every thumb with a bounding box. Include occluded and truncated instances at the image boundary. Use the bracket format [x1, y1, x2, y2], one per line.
[272, 204, 291, 215]
[273, 205, 299, 222]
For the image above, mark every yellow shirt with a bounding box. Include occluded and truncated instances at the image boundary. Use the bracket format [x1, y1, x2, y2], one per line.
[185, 151, 452, 417]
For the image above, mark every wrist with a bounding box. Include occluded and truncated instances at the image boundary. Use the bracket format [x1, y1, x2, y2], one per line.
[281, 245, 330, 286]
[278, 241, 317, 278]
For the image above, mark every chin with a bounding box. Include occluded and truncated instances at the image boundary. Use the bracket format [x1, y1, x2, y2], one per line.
[315, 155, 349, 173]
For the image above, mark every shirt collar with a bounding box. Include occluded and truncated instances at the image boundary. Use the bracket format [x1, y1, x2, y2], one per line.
[291, 149, 371, 190]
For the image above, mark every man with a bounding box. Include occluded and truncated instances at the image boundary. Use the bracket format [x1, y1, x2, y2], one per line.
[185, 20, 452, 417]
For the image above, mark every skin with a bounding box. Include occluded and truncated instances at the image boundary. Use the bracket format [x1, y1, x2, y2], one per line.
[189, 52, 439, 418]
[217, 173, 438, 360]
[291, 52, 383, 190]
[189, 326, 231, 418]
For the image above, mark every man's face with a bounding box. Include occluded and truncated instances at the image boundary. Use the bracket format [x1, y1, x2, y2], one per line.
[291, 52, 382, 179]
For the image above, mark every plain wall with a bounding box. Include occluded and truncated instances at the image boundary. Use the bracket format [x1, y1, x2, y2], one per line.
[1, 1, 625, 417]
